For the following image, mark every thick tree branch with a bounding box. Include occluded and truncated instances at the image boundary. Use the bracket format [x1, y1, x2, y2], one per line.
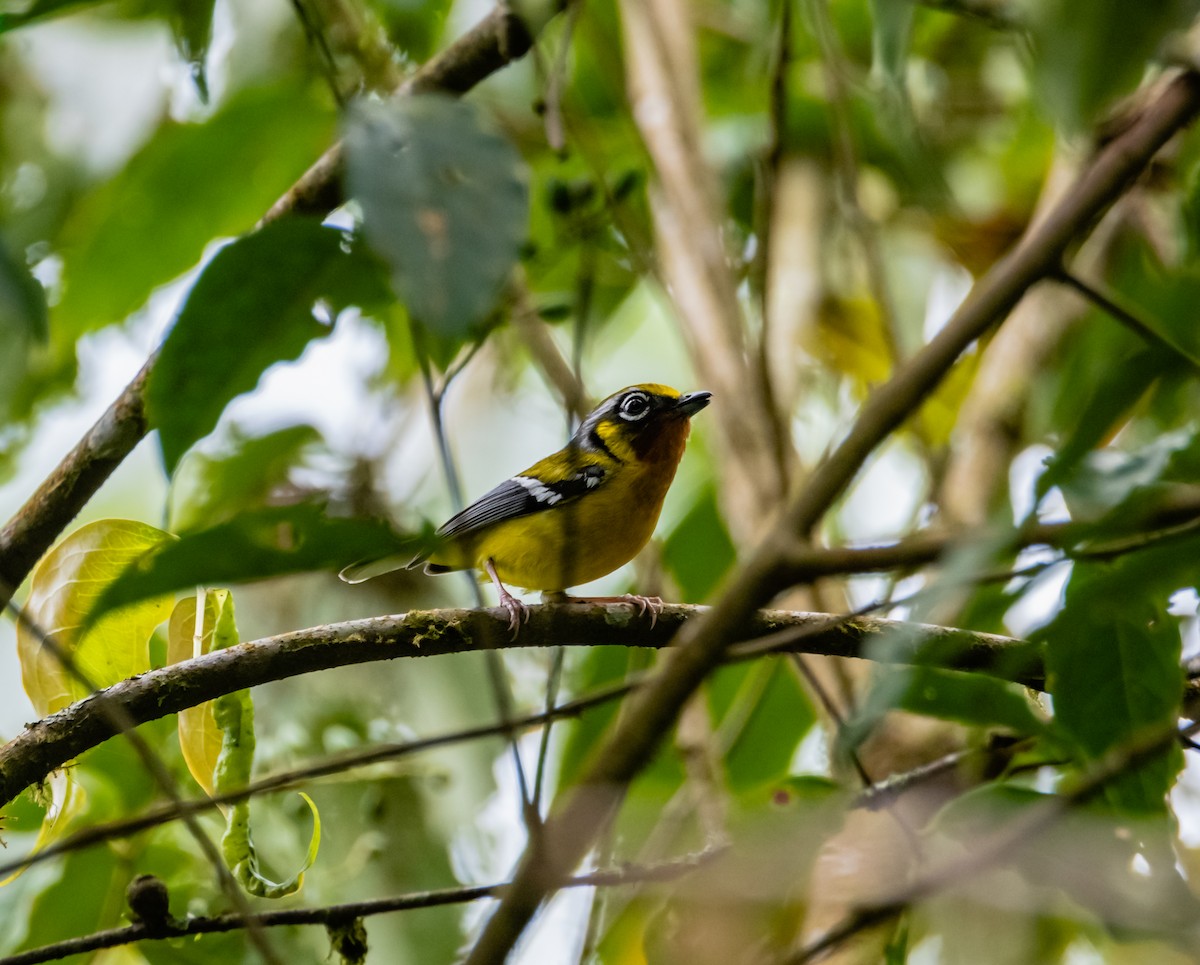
[464, 70, 1200, 964]
[0, 604, 1036, 811]
[0, 4, 543, 613]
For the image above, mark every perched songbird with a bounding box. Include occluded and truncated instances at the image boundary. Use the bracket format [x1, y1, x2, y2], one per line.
[341, 383, 712, 630]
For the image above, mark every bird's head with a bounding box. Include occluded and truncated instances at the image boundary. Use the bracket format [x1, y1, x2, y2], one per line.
[575, 383, 712, 464]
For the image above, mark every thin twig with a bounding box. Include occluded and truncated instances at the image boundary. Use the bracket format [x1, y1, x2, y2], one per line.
[0, 848, 722, 965]
[0, 674, 638, 882]
[412, 326, 537, 827]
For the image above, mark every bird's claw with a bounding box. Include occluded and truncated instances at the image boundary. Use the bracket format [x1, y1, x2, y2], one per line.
[500, 593, 529, 639]
[622, 593, 663, 628]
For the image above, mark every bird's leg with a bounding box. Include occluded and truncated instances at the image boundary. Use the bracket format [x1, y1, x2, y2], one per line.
[543, 592, 663, 629]
[485, 557, 528, 637]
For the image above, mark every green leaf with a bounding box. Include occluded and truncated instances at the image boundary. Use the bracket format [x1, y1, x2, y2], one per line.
[890, 666, 1046, 734]
[709, 661, 815, 792]
[146, 218, 389, 474]
[663, 485, 736, 602]
[344, 95, 530, 336]
[1024, 0, 1198, 130]
[840, 664, 1045, 760]
[1054, 426, 1200, 525]
[88, 503, 412, 622]
[54, 83, 336, 336]
[0, 235, 49, 420]
[167, 423, 323, 532]
[171, 0, 217, 102]
[1040, 560, 1185, 813]
[18, 518, 175, 717]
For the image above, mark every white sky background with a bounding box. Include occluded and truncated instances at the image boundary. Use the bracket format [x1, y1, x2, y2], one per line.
[6, 2, 1200, 960]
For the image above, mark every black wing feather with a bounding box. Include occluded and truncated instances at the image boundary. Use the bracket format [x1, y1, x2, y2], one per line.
[437, 478, 543, 541]
[437, 465, 607, 542]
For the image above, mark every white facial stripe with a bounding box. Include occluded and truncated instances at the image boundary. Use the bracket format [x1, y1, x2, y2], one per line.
[513, 475, 564, 505]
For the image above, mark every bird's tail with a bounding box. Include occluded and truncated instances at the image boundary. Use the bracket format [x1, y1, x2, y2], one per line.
[338, 553, 424, 584]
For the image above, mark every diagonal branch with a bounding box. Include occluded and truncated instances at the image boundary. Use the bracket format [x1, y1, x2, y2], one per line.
[462, 69, 1200, 965]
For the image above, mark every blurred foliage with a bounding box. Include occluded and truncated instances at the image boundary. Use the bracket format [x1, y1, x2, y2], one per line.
[4, 0, 1200, 962]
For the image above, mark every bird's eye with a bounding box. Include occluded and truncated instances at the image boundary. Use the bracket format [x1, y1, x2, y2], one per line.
[619, 394, 650, 420]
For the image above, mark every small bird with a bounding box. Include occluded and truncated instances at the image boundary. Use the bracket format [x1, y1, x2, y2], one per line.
[341, 383, 712, 631]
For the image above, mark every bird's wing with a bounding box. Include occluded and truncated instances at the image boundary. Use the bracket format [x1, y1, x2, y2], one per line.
[436, 460, 608, 542]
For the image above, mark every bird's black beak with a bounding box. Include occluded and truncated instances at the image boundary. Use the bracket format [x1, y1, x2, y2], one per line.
[675, 390, 713, 417]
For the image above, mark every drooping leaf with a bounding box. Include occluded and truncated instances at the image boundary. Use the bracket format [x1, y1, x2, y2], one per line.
[167, 590, 238, 796]
[211, 651, 320, 897]
[145, 218, 389, 474]
[54, 83, 336, 336]
[344, 95, 530, 336]
[88, 503, 411, 623]
[840, 662, 1046, 761]
[18, 518, 175, 717]
[888, 666, 1046, 735]
[167, 423, 323, 533]
[170, 0, 217, 102]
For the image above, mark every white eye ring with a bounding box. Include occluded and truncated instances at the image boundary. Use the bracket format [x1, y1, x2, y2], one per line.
[619, 393, 650, 421]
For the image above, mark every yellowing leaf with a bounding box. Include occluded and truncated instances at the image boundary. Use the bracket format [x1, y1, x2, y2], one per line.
[807, 293, 893, 387]
[915, 347, 980, 449]
[18, 519, 175, 717]
[167, 590, 236, 796]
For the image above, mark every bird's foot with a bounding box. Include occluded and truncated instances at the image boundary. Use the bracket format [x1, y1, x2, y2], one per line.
[549, 593, 664, 628]
[485, 557, 529, 639]
[497, 586, 530, 638]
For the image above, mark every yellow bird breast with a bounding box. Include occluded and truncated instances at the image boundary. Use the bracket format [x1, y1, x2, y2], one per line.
[438, 455, 679, 593]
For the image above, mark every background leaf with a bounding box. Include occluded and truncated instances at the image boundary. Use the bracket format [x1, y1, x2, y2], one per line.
[145, 218, 389, 474]
[167, 424, 324, 533]
[344, 94, 530, 336]
[54, 84, 337, 336]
